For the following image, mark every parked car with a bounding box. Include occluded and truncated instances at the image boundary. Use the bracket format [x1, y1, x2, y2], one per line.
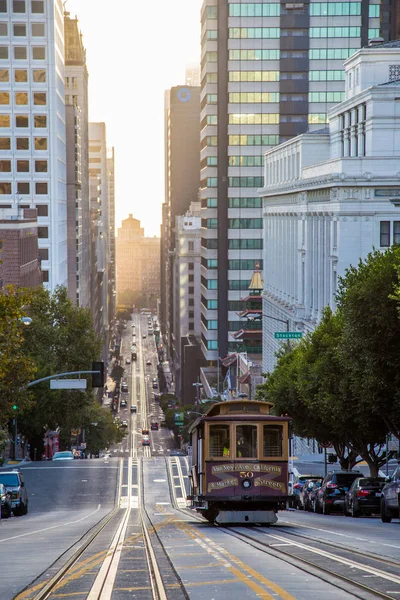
[152, 382, 158, 389]
[298, 477, 324, 511]
[52, 451, 74, 462]
[121, 382, 128, 393]
[292, 474, 316, 509]
[131, 405, 137, 413]
[380, 464, 400, 522]
[316, 470, 362, 514]
[309, 480, 323, 512]
[344, 476, 386, 517]
[0, 470, 28, 515]
[150, 422, 159, 431]
[0, 483, 12, 518]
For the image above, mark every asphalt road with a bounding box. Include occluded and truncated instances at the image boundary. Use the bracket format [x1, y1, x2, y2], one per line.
[0, 459, 119, 599]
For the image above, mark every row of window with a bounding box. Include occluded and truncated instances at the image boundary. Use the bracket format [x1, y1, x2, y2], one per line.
[0, 114, 46, 127]
[380, 221, 400, 247]
[310, 70, 346, 81]
[229, 3, 279, 17]
[310, 27, 360, 37]
[310, 2, 361, 16]
[229, 134, 279, 146]
[202, 197, 263, 208]
[201, 278, 252, 291]
[0, 67, 45, 82]
[229, 71, 279, 82]
[229, 114, 279, 125]
[201, 238, 263, 250]
[309, 113, 328, 124]
[229, 49, 280, 61]
[0, 0, 43, 12]
[309, 48, 358, 60]
[0, 158, 47, 171]
[208, 424, 284, 460]
[0, 136, 47, 149]
[229, 28, 280, 39]
[202, 258, 263, 271]
[0, 180, 47, 193]
[309, 91, 344, 103]
[229, 176, 264, 188]
[0, 45, 45, 60]
[0, 22, 44, 37]
[202, 218, 263, 229]
[0, 91, 46, 105]
[229, 92, 280, 104]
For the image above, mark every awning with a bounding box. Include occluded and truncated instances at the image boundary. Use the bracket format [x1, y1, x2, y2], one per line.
[238, 372, 251, 384]
[220, 353, 237, 367]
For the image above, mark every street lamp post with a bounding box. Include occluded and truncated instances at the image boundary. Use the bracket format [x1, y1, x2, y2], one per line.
[192, 379, 202, 405]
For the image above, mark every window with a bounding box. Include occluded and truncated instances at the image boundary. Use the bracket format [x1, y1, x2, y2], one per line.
[31, 23, 44, 36]
[33, 92, 46, 105]
[0, 1, 7, 12]
[310, 71, 345, 81]
[229, 49, 280, 61]
[202, 218, 218, 229]
[0, 181, 11, 193]
[228, 218, 262, 229]
[188, 241, 194, 252]
[207, 320, 218, 330]
[17, 181, 29, 194]
[16, 137, 29, 149]
[16, 114, 28, 127]
[34, 137, 47, 150]
[207, 279, 218, 290]
[15, 92, 28, 104]
[309, 48, 357, 60]
[206, 198, 217, 208]
[14, 46, 27, 59]
[35, 159, 47, 172]
[15, 69, 27, 82]
[228, 259, 262, 271]
[41, 270, 49, 282]
[369, 4, 380, 17]
[0, 23, 7, 35]
[0, 115, 9, 127]
[14, 24, 26, 36]
[228, 238, 263, 250]
[229, 3, 279, 17]
[32, 46, 45, 59]
[33, 115, 46, 129]
[36, 204, 48, 217]
[229, 135, 278, 147]
[33, 69, 46, 82]
[228, 280, 251, 290]
[207, 340, 218, 350]
[0, 92, 9, 106]
[188, 274, 194, 283]
[35, 182, 47, 194]
[38, 247, 48, 260]
[308, 113, 328, 124]
[0, 46, 8, 59]
[309, 91, 345, 103]
[228, 197, 262, 208]
[17, 159, 29, 171]
[188, 262, 194, 271]
[0, 137, 10, 149]
[0, 159, 10, 171]
[229, 92, 279, 103]
[205, 30, 217, 40]
[188, 298, 194, 307]
[380, 221, 390, 247]
[209, 424, 230, 458]
[228, 177, 264, 188]
[229, 27, 280, 39]
[368, 28, 380, 38]
[31, 0, 44, 12]
[263, 425, 283, 457]
[13, 0, 25, 12]
[236, 425, 257, 458]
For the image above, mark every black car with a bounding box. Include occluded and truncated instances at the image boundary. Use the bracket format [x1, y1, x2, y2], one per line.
[0, 470, 28, 515]
[0, 483, 12, 518]
[316, 470, 362, 514]
[380, 464, 400, 523]
[344, 476, 386, 517]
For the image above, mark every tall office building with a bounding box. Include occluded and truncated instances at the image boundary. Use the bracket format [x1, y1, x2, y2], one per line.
[0, 0, 67, 289]
[161, 85, 200, 356]
[107, 147, 116, 323]
[200, 0, 391, 362]
[185, 64, 201, 86]
[64, 11, 90, 307]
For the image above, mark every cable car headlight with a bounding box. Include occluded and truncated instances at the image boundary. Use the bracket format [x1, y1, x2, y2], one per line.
[242, 479, 252, 490]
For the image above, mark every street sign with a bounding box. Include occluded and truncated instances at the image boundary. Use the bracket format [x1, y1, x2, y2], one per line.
[387, 434, 399, 452]
[50, 379, 87, 390]
[174, 412, 184, 424]
[274, 332, 303, 340]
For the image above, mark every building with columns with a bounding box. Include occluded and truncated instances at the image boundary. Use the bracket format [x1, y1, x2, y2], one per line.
[260, 40, 400, 373]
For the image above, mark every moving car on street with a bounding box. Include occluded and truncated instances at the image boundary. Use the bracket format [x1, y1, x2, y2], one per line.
[380, 464, 400, 522]
[151, 422, 159, 431]
[146, 360, 152, 366]
[121, 382, 128, 393]
[142, 436, 150, 446]
[125, 358, 131, 364]
[344, 476, 386, 517]
[52, 451, 74, 462]
[120, 420, 128, 428]
[131, 405, 137, 413]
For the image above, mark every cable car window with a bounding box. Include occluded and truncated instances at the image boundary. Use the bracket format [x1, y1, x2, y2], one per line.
[263, 425, 283, 457]
[236, 425, 257, 458]
[209, 424, 230, 458]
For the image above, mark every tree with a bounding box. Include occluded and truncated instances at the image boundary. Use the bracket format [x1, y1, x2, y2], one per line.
[18, 286, 102, 446]
[0, 287, 36, 426]
[80, 403, 124, 455]
[337, 247, 400, 441]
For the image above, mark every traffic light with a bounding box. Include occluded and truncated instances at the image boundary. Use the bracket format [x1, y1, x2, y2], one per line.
[91, 361, 105, 388]
[12, 404, 18, 411]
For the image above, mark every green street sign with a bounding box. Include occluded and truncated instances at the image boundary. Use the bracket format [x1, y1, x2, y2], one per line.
[274, 332, 303, 340]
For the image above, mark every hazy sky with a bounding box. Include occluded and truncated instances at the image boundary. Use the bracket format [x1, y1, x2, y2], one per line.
[66, 0, 203, 237]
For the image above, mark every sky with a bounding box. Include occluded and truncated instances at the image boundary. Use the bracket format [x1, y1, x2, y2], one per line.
[66, 0, 203, 237]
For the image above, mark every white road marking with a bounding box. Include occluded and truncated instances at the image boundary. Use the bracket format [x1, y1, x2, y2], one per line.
[0, 504, 102, 542]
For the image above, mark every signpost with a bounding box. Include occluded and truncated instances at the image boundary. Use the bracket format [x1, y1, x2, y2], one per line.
[274, 332, 303, 340]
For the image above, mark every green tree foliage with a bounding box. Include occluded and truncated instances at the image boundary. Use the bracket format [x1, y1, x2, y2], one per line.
[257, 246, 400, 475]
[18, 286, 102, 446]
[0, 287, 36, 425]
[80, 403, 124, 455]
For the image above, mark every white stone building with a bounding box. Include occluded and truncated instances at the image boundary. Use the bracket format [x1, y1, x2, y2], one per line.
[0, 0, 67, 289]
[260, 40, 400, 373]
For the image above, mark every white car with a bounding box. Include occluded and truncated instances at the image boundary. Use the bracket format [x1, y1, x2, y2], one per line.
[52, 451, 74, 461]
[126, 358, 131, 364]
